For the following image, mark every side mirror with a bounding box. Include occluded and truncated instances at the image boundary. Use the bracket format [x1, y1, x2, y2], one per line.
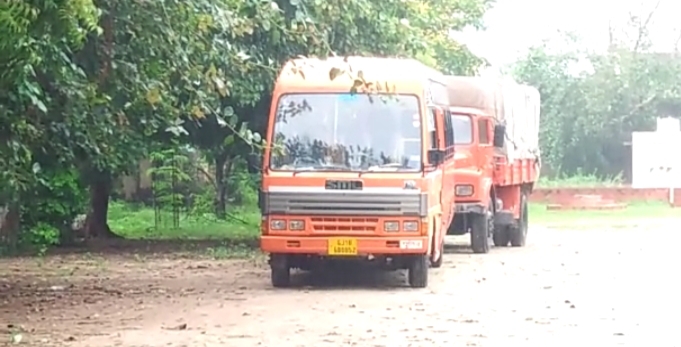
[427, 149, 444, 165]
[493, 124, 506, 148]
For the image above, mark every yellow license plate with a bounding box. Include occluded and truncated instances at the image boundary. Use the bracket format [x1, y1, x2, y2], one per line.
[327, 238, 358, 256]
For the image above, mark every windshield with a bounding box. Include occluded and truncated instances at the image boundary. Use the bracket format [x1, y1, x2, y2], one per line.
[452, 114, 473, 145]
[270, 93, 422, 172]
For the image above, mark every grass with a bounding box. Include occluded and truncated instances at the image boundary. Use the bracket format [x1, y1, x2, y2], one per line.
[106, 193, 677, 249]
[529, 201, 680, 227]
[536, 172, 625, 188]
[108, 201, 260, 241]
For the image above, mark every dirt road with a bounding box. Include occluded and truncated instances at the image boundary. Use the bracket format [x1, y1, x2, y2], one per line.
[2, 226, 680, 347]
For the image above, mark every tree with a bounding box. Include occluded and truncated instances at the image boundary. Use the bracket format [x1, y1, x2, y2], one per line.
[512, 10, 681, 178]
[0, 0, 100, 242]
[0, 0, 492, 244]
[181, 0, 493, 218]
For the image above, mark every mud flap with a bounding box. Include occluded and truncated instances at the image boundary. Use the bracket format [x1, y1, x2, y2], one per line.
[427, 216, 438, 256]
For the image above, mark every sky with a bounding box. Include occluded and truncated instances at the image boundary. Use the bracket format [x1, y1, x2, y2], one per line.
[455, 0, 681, 68]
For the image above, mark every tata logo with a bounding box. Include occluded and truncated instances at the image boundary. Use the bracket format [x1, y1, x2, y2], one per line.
[325, 180, 363, 190]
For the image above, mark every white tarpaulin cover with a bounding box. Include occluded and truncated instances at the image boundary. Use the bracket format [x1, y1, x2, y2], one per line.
[445, 76, 541, 161]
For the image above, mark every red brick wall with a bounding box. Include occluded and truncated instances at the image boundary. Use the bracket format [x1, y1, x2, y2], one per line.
[531, 187, 681, 207]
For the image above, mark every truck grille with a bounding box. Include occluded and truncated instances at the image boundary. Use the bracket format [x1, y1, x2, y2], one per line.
[311, 217, 379, 232]
[260, 191, 428, 217]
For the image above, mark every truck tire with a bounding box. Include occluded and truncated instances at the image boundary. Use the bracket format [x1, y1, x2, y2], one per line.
[510, 193, 529, 247]
[269, 254, 291, 288]
[470, 212, 491, 254]
[493, 227, 510, 247]
[408, 255, 428, 288]
[430, 235, 444, 268]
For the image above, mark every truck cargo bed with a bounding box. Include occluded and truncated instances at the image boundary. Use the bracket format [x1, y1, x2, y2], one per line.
[493, 156, 539, 187]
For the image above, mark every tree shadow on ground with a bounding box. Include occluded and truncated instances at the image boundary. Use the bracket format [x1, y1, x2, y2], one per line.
[2, 237, 260, 259]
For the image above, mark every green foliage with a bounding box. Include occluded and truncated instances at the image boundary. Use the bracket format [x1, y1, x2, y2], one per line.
[0, 0, 99, 201]
[20, 222, 61, 256]
[225, 157, 259, 206]
[20, 167, 87, 230]
[107, 201, 259, 241]
[0, 0, 99, 87]
[187, 188, 218, 220]
[513, 31, 681, 178]
[537, 171, 625, 188]
[148, 148, 192, 211]
[0, 0, 491, 251]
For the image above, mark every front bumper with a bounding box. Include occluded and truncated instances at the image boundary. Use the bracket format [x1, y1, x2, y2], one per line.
[455, 202, 486, 214]
[260, 235, 429, 255]
[455, 202, 516, 227]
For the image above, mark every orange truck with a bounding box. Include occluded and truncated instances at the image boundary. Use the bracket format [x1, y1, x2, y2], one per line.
[444, 76, 541, 253]
[259, 56, 457, 288]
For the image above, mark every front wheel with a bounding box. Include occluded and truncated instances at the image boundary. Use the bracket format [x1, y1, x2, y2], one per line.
[470, 212, 491, 254]
[269, 254, 291, 288]
[408, 255, 429, 288]
[493, 227, 511, 247]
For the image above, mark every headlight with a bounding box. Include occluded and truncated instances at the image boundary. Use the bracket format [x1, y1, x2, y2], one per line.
[289, 220, 305, 231]
[270, 219, 286, 230]
[403, 221, 419, 232]
[384, 221, 399, 232]
[455, 184, 474, 197]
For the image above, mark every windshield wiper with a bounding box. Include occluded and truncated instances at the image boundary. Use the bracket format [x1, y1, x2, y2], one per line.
[311, 165, 353, 171]
[375, 163, 403, 168]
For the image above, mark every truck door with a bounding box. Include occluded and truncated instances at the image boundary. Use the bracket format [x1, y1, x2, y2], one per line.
[477, 117, 495, 179]
[441, 108, 456, 227]
[428, 107, 452, 240]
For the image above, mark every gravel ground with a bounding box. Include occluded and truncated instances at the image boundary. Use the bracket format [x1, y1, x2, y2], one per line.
[2, 224, 680, 347]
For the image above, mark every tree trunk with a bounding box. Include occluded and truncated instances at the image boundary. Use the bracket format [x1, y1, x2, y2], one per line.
[214, 154, 228, 220]
[246, 152, 262, 174]
[84, 176, 119, 239]
[0, 203, 21, 249]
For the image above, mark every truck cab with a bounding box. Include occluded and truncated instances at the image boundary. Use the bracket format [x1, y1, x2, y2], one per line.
[446, 107, 506, 249]
[259, 57, 455, 288]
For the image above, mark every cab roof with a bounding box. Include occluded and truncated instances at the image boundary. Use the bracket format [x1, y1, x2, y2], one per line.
[276, 56, 446, 90]
[449, 106, 486, 116]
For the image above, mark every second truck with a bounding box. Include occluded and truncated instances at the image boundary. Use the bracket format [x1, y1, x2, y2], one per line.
[444, 76, 541, 253]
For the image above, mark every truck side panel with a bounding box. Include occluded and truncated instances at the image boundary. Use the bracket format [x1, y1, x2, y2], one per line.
[494, 157, 539, 187]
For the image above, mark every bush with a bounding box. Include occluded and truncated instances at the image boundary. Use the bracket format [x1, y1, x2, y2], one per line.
[226, 157, 259, 206]
[20, 168, 87, 244]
